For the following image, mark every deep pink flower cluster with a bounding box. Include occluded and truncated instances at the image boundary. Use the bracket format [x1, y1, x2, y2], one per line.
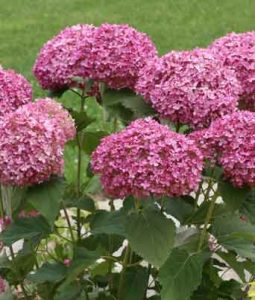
[33, 24, 96, 91]
[92, 118, 203, 198]
[210, 32, 255, 107]
[0, 277, 6, 294]
[33, 23, 157, 91]
[0, 99, 75, 186]
[136, 49, 241, 129]
[0, 67, 32, 118]
[91, 23, 157, 89]
[190, 111, 255, 187]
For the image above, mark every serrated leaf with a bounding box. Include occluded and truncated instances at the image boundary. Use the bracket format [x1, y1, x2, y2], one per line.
[163, 196, 194, 224]
[68, 110, 95, 131]
[240, 188, 255, 224]
[216, 251, 245, 282]
[90, 210, 126, 236]
[125, 208, 175, 267]
[119, 266, 148, 300]
[218, 181, 250, 211]
[212, 215, 255, 260]
[27, 262, 67, 283]
[103, 88, 133, 106]
[48, 87, 68, 98]
[64, 196, 95, 212]
[185, 202, 227, 225]
[55, 282, 83, 300]
[0, 216, 51, 246]
[26, 177, 64, 224]
[64, 247, 100, 284]
[159, 249, 206, 300]
[121, 95, 155, 117]
[83, 131, 109, 155]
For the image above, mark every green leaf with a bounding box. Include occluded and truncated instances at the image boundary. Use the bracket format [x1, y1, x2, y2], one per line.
[48, 87, 68, 98]
[83, 131, 109, 155]
[90, 210, 126, 236]
[81, 234, 124, 255]
[212, 215, 255, 260]
[218, 181, 250, 211]
[27, 262, 67, 283]
[216, 251, 245, 282]
[159, 249, 206, 300]
[174, 227, 199, 249]
[55, 282, 83, 300]
[121, 94, 155, 118]
[103, 88, 155, 122]
[64, 196, 95, 212]
[68, 110, 95, 132]
[240, 188, 255, 224]
[0, 216, 51, 246]
[163, 196, 194, 224]
[64, 247, 100, 284]
[26, 177, 64, 224]
[185, 202, 227, 225]
[103, 88, 134, 106]
[125, 208, 175, 267]
[119, 266, 148, 300]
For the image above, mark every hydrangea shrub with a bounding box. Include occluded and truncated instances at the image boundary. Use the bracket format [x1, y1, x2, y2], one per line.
[0, 25, 254, 300]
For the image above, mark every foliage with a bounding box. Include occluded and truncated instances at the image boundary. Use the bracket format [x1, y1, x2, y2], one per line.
[0, 19, 255, 300]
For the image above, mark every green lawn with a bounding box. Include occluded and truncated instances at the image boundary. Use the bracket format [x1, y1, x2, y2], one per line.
[0, 0, 254, 97]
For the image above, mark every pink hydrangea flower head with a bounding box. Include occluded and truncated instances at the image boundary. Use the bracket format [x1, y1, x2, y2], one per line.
[188, 128, 217, 161]
[0, 277, 6, 294]
[199, 111, 255, 187]
[135, 56, 161, 100]
[92, 118, 203, 198]
[0, 106, 68, 186]
[91, 23, 158, 89]
[0, 67, 32, 118]
[136, 49, 241, 129]
[210, 32, 255, 99]
[24, 98, 76, 144]
[33, 24, 96, 91]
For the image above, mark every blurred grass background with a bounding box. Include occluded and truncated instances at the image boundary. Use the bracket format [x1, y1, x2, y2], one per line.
[0, 0, 254, 182]
[0, 0, 254, 97]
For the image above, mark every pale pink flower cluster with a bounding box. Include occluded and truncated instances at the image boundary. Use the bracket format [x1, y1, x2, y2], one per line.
[210, 31, 255, 109]
[0, 99, 75, 186]
[0, 277, 6, 294]
[33, 23, 157, 91]
[136, 49, 241, 129]
[0, 67, 32, 118]
[190, 111, 255, 187]
[92, 118, 203, 198]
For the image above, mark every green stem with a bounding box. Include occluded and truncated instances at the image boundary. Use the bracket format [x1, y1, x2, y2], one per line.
[197, 192, 218, 251]
[62, 203, 75, 243]
[117, 244, 131, 298]
[76, 96, 86, 241]
[9, 246, 29, 299]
